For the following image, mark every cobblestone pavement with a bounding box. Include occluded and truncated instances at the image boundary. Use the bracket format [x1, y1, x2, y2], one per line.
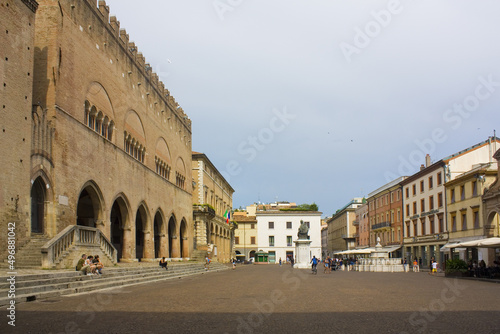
[2, 264, 500, 334]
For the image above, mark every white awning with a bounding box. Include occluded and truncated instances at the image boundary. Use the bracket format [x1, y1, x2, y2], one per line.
[334, 246, 401, 255]
[382, 245, 402, 253]
[350, 248, 375, 254]
[440, 237, 500, 249]
[440, 242, 463, 251]
[458, 239, 483, 247]
[477, 237, 500, 247]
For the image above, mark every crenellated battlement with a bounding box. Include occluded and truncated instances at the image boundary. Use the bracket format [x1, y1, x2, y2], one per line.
[69, 0, 192, 131]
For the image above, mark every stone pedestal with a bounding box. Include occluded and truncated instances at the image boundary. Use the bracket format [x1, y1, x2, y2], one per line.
[294, 239, 312, 269]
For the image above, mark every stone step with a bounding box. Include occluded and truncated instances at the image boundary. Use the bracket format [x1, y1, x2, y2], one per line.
[0, 264, 209, 290]
[0, 267, 209, 296]
[0, 262, 224, 283]
[0, 263, 228, 307]
[1, 238, 50, 267]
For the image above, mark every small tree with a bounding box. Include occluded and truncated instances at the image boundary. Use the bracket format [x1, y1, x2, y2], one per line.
[445, 258, 468, 274]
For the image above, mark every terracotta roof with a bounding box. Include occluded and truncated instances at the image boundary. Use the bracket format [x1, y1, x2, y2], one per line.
[232, 216, 257, 222]
[256, 211, 322, 215]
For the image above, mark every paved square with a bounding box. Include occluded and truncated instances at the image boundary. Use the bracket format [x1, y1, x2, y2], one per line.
[3, 265, 500, 333]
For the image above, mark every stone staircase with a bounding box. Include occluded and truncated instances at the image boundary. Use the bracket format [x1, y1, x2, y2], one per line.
[0, 262, 229, 307]
[1, 235, 50, 268]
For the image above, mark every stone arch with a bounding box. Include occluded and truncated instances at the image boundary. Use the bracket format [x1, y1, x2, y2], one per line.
[124, 110, 147, 162]
[124, 110, 146, 144]
[155, 137, 172, 180]
[110, 194, 131, 261]
[485, 209, 500, 237]
[168, 214, 179, 258]
[85, 81, 115, 121]
[31, 177, 46, 234]
[249, 250, 256, 259]
[30, 170, 53, 235]
[135, 202, 150, 261]
[154, 209, 167, 258]
[84, 100, 91, 125]
[76, 180, 105, 228]
[95, 111, 104, 134]
[155, 137, 172, 164]
[176, 156, 186, 174]
[175, 156, 186, 189]
[108, 120, 115, 141]
[180, 218, 189, 258]
[102, 115, 109, 137]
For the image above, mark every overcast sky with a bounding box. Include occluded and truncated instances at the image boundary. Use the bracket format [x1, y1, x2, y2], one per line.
[105, 0, 500, 217]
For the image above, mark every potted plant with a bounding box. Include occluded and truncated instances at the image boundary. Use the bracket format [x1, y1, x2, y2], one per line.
[445, 258, 468, 277]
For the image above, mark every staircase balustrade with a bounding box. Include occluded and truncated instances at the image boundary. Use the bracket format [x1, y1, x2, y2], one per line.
[41, 225, 117, 268]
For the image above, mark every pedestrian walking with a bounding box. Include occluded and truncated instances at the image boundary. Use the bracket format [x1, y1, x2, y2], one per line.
[205, 256, 211, 270]
[311, 256, 318, 274]
[324, 257, 330, 274]
[429, 260, 437, 275]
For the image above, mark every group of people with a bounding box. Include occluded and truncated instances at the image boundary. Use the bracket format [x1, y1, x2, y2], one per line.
[309, 256, 346, 273]
[467, 258, 500, 278]
[76, 254, 104, 275]
[402, 257, 439, 274]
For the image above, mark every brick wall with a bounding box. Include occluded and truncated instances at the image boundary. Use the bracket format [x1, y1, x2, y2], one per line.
[0, 0, 37, 260]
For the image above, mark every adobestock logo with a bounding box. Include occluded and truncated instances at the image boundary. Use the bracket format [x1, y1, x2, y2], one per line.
[213, 0, 245, 21]
[220, 107, 295, 183]
[384, 74, 499, 182]
[339, 0, 404, 63]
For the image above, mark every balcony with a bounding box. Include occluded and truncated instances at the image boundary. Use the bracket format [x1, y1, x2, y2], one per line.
[352, 220, 359, 226]
[193, 204, 216, 219]
[341, 234, 357, 239]
[371, 221, 391, 230]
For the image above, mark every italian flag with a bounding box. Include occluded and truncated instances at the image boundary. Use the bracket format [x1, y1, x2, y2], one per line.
[224, 210, 230, 224]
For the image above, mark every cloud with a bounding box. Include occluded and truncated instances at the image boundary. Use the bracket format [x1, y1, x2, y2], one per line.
[106, 0, 500, 214]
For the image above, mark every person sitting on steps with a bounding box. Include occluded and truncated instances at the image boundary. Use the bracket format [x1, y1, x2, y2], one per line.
[76, 254, 90, 274]
[85, 255, 97, 275]
[159, 257, 168, 270]
[93, 255, 104, 275]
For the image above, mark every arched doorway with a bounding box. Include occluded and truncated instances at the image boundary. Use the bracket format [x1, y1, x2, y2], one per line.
[249, 250, 256, 260]
[486, 210, 500, 237]
[180, 219, 188, 258]
[210, 223, 215, 244]
[205, 222, 211, 245]
[168, 216, 177, 258]
[76, 185, 102, 227]
[154, 212, 163, 259]
[136, 206, 148, 260]
[31, 177, 45, 234]
[110, 198, 128, 261]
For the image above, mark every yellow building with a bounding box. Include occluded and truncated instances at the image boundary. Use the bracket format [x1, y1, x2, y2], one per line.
[327, 198, 363, 255]
[192, 152, 234, 263]
[444, 162, 497, 264]
[233, 215, 258, 261]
